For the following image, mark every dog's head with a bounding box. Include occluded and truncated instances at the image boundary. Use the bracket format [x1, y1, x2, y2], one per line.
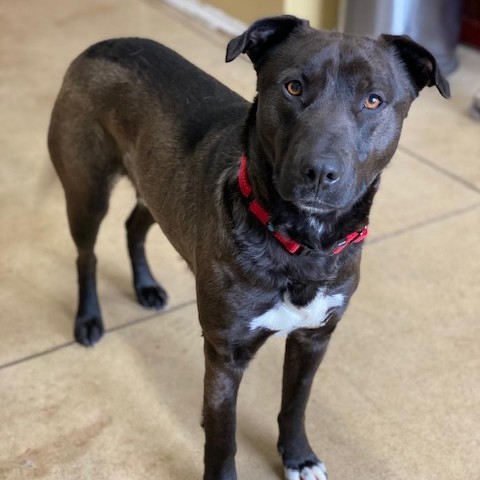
[227, 16, 449, 214]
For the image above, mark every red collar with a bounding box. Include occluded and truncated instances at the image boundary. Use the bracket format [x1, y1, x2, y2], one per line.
[238, 153, 368, 256]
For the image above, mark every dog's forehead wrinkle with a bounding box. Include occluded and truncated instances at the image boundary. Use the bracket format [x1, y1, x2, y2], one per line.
[271, 32, 340, 74]
[265, 35, 387, 101]
[299, 56, 391, 108]
[335, 41, 396, 91]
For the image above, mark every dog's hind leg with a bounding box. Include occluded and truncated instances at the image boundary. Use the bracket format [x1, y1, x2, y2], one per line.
[278, 329, 332, 480]
[62, 178, 111, 347]
[49, 105, 120, 346]
[125, 201, 168, 309]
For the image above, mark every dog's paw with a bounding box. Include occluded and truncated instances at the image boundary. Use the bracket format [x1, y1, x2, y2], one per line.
[284, 462, 328, 480]
[135, 284, 168, 310]
[74, 316, 104, 347]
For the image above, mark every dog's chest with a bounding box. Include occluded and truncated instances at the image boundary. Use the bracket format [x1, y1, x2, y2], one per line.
[249, 289, 344, 335]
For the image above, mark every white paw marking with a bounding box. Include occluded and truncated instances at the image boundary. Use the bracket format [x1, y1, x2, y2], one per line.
[285, 462, 328, 480]
[250, 289, 344, 335]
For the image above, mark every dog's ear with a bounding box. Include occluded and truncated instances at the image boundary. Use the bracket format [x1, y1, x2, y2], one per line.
[381, 34, 450, 99]
[226, 15, 309, 65]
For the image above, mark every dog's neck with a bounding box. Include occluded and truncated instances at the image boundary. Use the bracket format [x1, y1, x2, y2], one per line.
[241, 99, 379, 253]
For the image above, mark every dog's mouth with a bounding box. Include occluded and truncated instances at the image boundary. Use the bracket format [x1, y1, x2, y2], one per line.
[274, 166, 352, 213]
[277, 183, 351, 215]
[295, 199, 340, 215]
[275, 168, 376, 217]
[289, 173, 381, 217]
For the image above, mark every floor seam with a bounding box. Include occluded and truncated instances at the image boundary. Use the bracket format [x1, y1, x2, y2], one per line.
[0, 299, 197, 372]
[367, 202, 480, 246]
[398, 145, 480, 195]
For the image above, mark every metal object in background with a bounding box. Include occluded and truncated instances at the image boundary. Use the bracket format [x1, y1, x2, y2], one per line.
[339, 0, 463, 74]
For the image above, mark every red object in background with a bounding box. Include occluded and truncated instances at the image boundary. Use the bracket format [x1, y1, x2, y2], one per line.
[461, 0, 480, 48]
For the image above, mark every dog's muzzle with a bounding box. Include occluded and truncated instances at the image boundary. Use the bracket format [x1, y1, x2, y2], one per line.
[277, 157, 352, 213]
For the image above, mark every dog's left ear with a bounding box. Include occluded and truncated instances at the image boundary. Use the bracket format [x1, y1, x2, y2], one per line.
[226, 15, 309, 65]
[381, 34, 450, 99]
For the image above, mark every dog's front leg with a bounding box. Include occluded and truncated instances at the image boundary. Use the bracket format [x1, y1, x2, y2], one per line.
[202, 330, 270, 480]
[197, 279, 270, 479]
[278, 328, 335, 480]
[202, 338, 244, 480]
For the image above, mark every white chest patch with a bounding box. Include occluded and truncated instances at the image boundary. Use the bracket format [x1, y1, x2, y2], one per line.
[249, 289, 344, 336]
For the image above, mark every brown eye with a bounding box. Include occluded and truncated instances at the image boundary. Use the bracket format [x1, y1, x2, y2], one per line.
[364, 94, 383, 110]
[286, 80, 303, 96]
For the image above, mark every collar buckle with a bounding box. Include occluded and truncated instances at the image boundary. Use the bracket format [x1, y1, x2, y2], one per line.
[331, 226, 368, 255]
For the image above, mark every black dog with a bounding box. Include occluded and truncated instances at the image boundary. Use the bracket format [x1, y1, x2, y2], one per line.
[48, 16, 449, 480]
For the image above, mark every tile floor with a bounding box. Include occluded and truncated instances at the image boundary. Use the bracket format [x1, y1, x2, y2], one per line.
[1, 1, 479, 479]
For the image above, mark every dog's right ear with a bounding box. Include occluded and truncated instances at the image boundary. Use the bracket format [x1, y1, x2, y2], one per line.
[226, 15, 309, 65]
[381, 34, 450, 99]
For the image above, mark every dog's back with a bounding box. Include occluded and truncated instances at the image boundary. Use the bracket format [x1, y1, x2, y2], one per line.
[48, 38, 248, 261]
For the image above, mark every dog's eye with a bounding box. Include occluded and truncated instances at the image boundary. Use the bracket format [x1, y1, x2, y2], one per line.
[364, 94, 383, 110]
[285, 80, 303, 96]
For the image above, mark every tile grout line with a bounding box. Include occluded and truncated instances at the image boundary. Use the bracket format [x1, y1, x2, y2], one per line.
[0, 299, 197, 372]
[398, 145, 480, 195]
[0, 341, 77, 372]
[367, 202, 480, 246]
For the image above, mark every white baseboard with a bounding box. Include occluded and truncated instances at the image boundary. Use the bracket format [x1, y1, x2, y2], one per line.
[163, 0, 247, 36]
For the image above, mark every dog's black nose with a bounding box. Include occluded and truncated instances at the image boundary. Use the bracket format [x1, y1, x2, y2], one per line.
[302, 158, 340, 187]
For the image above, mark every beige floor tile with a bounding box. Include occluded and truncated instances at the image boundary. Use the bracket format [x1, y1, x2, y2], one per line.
[0, 178, 196, 365]
[0, 306, 205, 480]
[368, 149, 480, 240]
